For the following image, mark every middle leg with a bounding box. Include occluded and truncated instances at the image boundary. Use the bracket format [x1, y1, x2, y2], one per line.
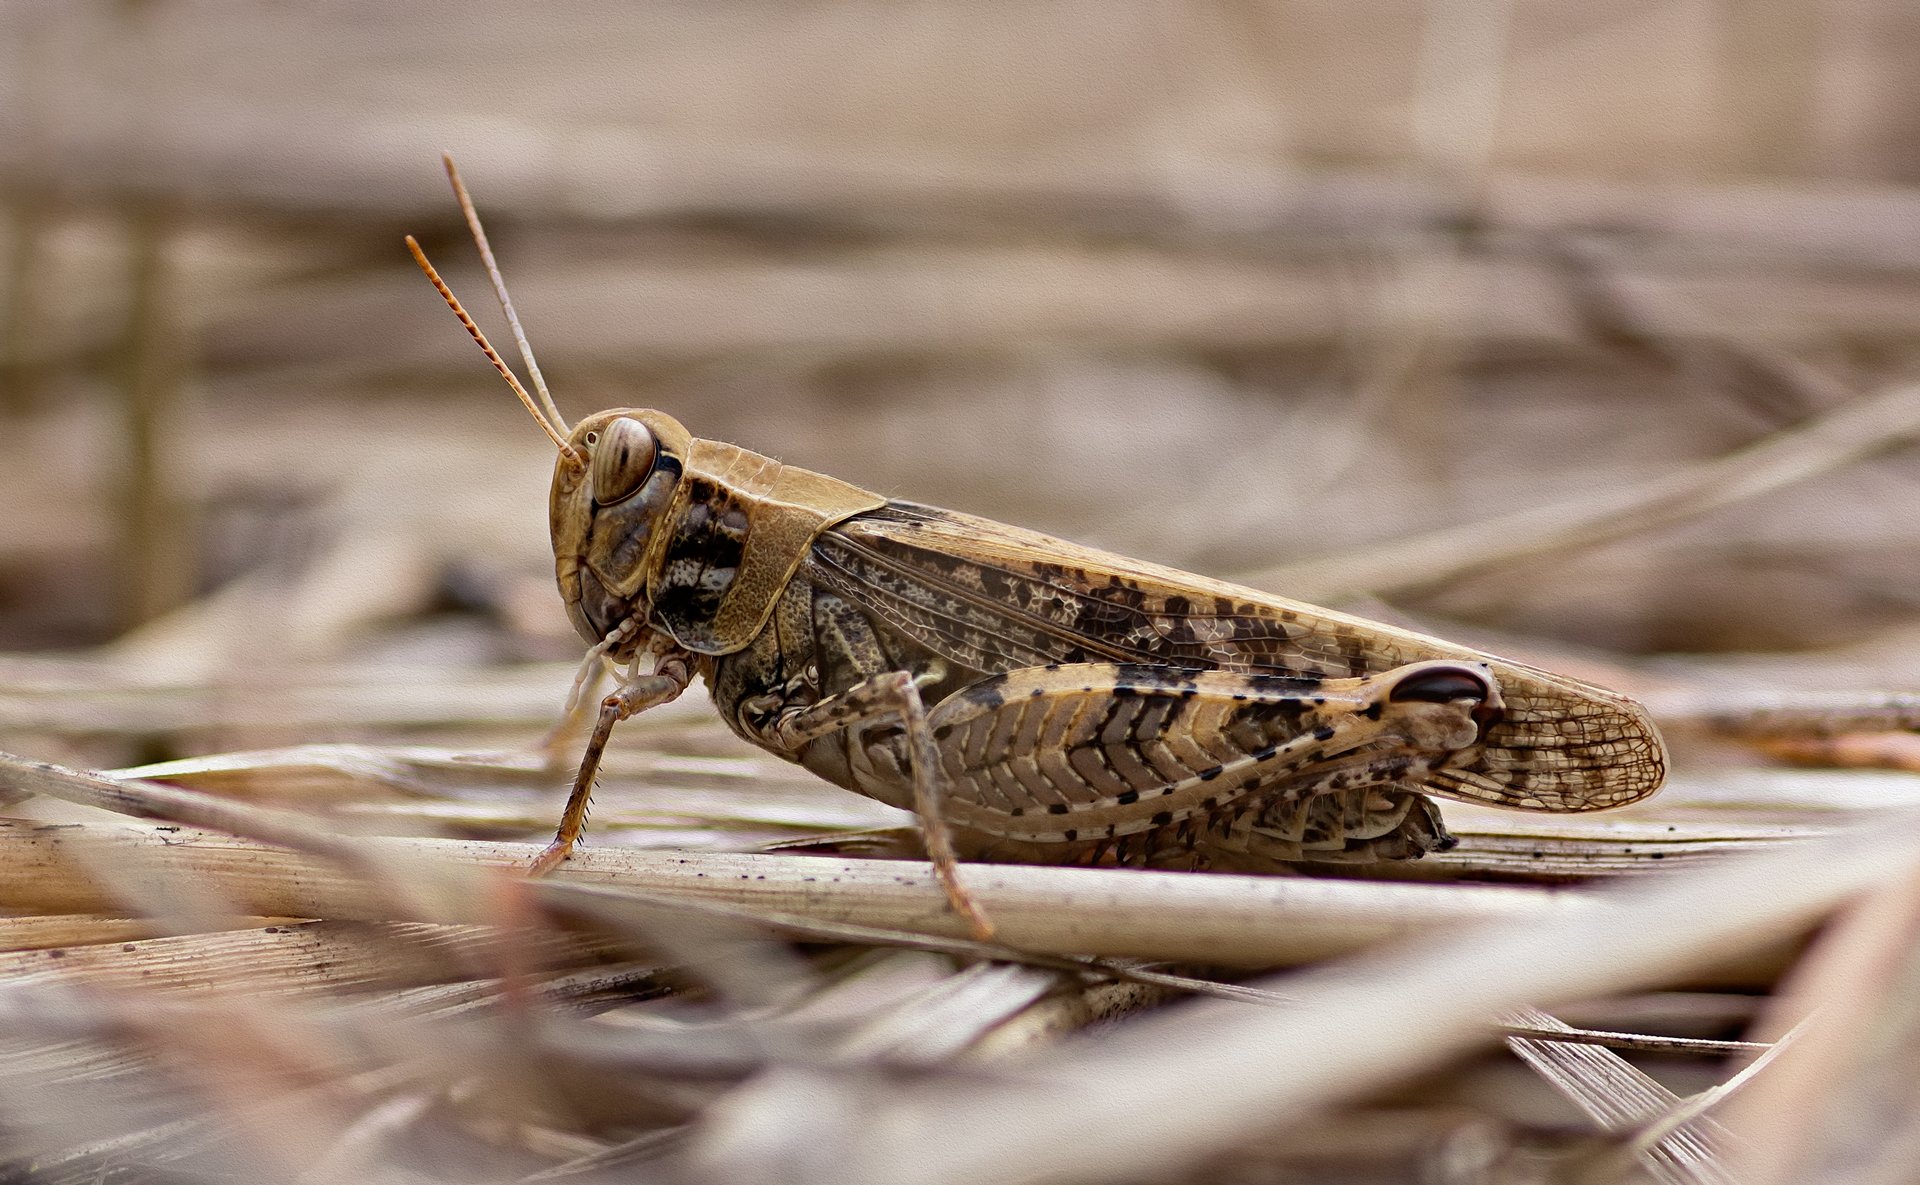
[763, 670, 993, 941]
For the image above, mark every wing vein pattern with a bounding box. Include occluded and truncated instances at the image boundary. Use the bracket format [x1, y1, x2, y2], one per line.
[810, 503, 1665, 812]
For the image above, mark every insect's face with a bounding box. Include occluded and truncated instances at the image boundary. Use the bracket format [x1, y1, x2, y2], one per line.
[549, 408, 692, 655]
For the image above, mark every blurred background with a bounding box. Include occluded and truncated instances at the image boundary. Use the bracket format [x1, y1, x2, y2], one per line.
[10, 7, 1920, 1181]
[6, 1, 1920, 755]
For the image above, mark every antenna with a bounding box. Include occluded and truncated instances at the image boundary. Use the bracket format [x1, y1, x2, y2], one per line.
[405, 233, 580, 464]
[440, 154, 568, 433]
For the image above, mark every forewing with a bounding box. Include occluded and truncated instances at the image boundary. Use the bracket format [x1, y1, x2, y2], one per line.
[811, 502, 1666, 812]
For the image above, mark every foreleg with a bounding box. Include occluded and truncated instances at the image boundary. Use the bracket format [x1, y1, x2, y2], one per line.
[529, 648, 696, 875]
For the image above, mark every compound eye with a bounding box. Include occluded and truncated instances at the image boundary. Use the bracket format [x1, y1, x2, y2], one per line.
[589, 417, 658, 506]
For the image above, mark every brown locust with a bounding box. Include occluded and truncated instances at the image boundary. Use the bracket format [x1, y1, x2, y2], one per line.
[407, 157, 1666, 938]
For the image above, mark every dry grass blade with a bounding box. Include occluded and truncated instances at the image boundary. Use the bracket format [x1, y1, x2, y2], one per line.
[518, 1128, 689, 1181]
[0, 746, 1813, 986]
[532, 876, 1276, 1005]
[110, 743, 469, 800]
[681, 812, 1920, 1185]
[1245, 379, 1920, 601]
[0, 655, 587, 737]
[1498, 1017, 1765, 1058]
[0, 914, 270, 951]
[0, 980, 434, 1182]
[0, 811, 1588, 970]
[1650, 688, 1920, 737]
[0, 920, 617, 999]
[1, 750, 1605, 972]
[0, 722, 1837, 1181]
[1503, 1006, 1733, 1185]
[1719, 853, 1920, 1183]
[291, 1089, 440, 1185]
[1627, 1019, 1809, 1163]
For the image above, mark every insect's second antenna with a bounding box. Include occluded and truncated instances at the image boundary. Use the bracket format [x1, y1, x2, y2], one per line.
[405, 234, 580, 463]
[440, 154, 569, 435]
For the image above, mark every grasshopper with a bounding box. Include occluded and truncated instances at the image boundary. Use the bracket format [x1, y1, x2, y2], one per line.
[408, 158, 1666, 938]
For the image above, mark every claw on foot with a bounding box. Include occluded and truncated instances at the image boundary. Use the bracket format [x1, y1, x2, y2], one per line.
[956, 895, 996, 944]
[930, 860, 996, 943]
[527, 840, 572, 877]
